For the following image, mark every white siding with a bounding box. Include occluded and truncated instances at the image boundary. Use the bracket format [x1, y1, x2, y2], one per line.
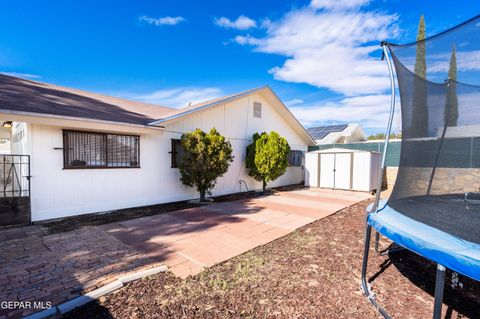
[28, 92, 308, 221]
[11, 122, 31, 155]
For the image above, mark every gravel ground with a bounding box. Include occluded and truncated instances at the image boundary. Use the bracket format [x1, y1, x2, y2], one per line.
[65, 199, 480, 319]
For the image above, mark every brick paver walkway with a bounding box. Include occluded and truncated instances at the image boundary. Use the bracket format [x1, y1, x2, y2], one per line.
[0, 226, 160, 318]
[0, 188, 370, 318]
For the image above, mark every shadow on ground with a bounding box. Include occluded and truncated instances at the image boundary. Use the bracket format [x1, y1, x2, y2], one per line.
[370, 247, 480, 318]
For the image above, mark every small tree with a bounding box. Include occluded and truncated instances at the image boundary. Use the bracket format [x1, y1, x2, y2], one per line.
[246, 131, 290, 192]
[445, 45, 458, 127]
[179, 128, 234, 202]
[411, 14, 429, 137]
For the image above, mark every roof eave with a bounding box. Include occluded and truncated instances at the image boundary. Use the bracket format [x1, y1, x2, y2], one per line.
[263, 87, 316, 146]
[0, 109, 165, 131]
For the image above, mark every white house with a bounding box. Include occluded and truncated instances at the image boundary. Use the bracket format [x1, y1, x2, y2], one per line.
[307, 124, 367, 145]
[0, 74, 314, 223]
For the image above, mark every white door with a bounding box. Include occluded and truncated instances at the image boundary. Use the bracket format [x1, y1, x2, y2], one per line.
[335, 153, 352, 190]
[319, 154, 335, 188]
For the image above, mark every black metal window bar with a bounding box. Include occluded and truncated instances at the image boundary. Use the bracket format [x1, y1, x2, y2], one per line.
[1, 155, 30, 198]
[63, 130, 140, 169]
[288, 150, 304, 167]
[169, 139, 185, 168]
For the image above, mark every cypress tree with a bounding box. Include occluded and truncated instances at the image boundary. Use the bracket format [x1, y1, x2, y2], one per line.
[445, 45, 458, 127]
[411, 15, 429, 137]
[414, 15, 426, 78]
[448, 45, 457, 81]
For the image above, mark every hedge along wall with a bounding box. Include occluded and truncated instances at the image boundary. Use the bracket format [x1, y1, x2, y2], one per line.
[308, 141, 401, 167]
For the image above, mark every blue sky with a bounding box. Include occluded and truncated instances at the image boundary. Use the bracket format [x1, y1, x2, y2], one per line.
[0, 0, 479, 135]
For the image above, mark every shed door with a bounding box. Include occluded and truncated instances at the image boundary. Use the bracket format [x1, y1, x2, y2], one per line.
[334, 153, 352, 190]
[319, 154, 335, 188]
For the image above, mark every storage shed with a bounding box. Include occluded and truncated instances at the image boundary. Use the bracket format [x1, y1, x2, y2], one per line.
[305, 148, 381, 192]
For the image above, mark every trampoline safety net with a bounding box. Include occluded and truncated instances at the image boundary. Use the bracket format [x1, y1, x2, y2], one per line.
[387, 15, 480, 245]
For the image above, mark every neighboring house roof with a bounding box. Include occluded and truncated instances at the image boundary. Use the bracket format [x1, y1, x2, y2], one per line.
[0, 74, 176, 126]
[307, 123, 367, 145]
[307, 124, 348, 140]
[0, 74, 314, 145]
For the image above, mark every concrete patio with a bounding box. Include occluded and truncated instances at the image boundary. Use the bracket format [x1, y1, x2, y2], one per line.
[100, 188, 371, 278]
[0, 188, 371, 318]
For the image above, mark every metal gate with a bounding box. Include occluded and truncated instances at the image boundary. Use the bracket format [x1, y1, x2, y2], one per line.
[0, 155, 31, 226]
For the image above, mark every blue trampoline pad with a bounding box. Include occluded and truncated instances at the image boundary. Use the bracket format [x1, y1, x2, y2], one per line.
[367, 201, 480, 281]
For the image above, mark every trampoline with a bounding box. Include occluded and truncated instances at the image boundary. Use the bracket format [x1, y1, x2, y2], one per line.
[361, 15, 480, 319]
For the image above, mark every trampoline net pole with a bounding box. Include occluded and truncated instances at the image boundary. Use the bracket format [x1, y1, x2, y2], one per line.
[369, 43, 396, 214]
[427, 80, 454, 195]
[433, 264, 446, 319]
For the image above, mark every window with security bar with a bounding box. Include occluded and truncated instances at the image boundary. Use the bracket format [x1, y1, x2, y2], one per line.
[288, 150, 303, 167]
[63, 130, 140, 169]
[170, 139, 186, 168]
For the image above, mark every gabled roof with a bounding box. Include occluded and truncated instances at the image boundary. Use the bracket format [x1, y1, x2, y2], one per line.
[148, 86, 265, 125]
[0, 74, 314, 144]
[149, 86, 315, 145]
[0, 74, 176, 126]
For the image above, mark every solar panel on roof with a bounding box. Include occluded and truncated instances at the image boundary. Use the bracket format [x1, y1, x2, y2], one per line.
[306, 124, 348, 140]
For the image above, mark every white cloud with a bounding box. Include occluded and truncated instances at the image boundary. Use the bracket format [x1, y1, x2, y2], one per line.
[214, 15, 257, 30]
[285, 99, 304, 106]
[139, 15, 185, 26]
[310, 0, 370, 11]
[1, 72, 42, 79]
[290, 94, 401, 130]
[125, 87, 223, 108]
[233, 35, 261, 46]
[231, 5, 399, 96]
[428, 50, 480, 73]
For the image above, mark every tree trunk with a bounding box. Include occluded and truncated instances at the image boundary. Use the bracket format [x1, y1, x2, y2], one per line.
[200, 189, 206, 202]
[262, 179, 267, 192]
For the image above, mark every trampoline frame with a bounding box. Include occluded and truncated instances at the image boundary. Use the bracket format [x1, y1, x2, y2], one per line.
[360, 43, 447, 319]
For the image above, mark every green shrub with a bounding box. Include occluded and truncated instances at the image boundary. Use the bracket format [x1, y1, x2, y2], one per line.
[246, 131, 290, 191]
[179, 128, 234, 201]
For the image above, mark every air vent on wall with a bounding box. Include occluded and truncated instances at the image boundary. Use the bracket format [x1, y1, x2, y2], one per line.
[253, 102, 262, 118]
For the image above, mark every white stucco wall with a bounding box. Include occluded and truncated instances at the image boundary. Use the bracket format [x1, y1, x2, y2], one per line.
[27, 92, 309, 221]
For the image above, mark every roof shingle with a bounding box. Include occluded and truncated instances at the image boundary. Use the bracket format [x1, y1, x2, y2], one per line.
[0, 74, 176, 125]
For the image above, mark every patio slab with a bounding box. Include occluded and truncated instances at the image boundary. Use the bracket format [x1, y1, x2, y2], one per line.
[100, 188, 371, 278]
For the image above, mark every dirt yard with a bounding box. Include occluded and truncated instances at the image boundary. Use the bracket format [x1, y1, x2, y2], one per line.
[65, 200, 480, 319]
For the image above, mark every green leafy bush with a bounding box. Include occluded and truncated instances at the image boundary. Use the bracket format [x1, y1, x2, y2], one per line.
[179, 128, 234, 201]
[246, 131, 290, 192]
